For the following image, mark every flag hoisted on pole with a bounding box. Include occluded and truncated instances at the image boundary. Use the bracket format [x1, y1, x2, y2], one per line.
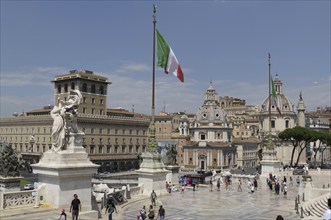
[156, 29, 184, 83]
[271, 76, 282, 116]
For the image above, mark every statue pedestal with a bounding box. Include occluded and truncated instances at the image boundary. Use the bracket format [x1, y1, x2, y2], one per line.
[137, 152, 170, 196]
[0, 176, 23, 192]
[261, 150, 281, 175]
[166, 165, 180, 173]
[32, 133, 99, 218]
[298, 175, 314, 201]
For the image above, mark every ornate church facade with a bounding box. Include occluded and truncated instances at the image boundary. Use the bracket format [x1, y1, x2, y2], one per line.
[259, 74, 307, 166]
[178, 84, 236, 170]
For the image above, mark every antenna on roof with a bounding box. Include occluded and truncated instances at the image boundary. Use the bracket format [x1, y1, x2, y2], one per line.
[163, 99, 166, 113]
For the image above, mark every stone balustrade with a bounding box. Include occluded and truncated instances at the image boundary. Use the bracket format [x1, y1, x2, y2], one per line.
[0, 189, 37, 210]
[0, 183, 142, 212]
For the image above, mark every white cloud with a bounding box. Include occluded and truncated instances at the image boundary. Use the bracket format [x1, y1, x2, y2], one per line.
[0, 67, 66, 87]
[115, 62, 150, 73]
[0, 66, 329, 118]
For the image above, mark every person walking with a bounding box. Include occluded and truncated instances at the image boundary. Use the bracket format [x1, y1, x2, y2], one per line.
[225, 178, 229, 190]
[211, 178, 215, 191]
[275, 181, 280, 195]
[140, 205, 146, 220]
[58, 209, 67, 220]
[166, 182, 170, 193]
[253, 178, 258, 190]
[283, 184, 287, 198]
[238, 179, 242, 192]
[148, 204, 155, 220]
[150, 190, 157, 206]
[296, 176, 300, 186]
[217, 178, 221, 191]
[158, 205, 165, 220]
[289, 176, 293, 186]
[250, 182, 255, 194]
[69, 194, 81, 220]
[181, 185, 185, 193]
[105, 198, 117, 220]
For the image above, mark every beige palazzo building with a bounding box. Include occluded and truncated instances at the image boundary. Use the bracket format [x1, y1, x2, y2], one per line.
[0, 70, 150, 172]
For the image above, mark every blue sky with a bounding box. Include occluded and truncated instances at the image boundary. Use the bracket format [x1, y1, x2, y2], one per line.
[1, 1, 330, 118]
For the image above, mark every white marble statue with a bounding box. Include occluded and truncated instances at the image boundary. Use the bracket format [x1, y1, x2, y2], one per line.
[51, 90, 83, 152]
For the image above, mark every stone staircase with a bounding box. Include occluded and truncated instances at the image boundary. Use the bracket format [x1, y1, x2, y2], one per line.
[300, 192, 330, 219]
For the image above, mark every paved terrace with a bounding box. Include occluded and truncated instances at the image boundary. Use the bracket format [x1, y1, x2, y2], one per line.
[1, 170, 330, 220]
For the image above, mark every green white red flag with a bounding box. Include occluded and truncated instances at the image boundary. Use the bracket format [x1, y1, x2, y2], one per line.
[156, 29, 184, 83]
[271, 76, 282, 116]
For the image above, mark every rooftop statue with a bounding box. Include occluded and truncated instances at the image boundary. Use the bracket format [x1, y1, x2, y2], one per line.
[0, 142, 32, 177]
[51, 90, 83, 152]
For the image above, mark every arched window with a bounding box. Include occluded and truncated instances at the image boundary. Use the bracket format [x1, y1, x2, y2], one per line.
[82, 83, 87, 92]
[91, 84, 96, 93]
[99, 85, 104, 94]
[64, 84, 68, 93]
[71, 82, 75, 90]
[57, 85, 61, 93]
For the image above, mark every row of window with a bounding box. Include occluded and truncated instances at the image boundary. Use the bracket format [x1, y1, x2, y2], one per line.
[81, 128, 147, 136]
[11, 143, 146, 155]
[82, 97, 104, 105]
[0, 127, 147, 136]
[88, 145, 146, 154]
[199, 132, 224, 140]
[236, 131, 250, 136]
[87, 137, 146, 145]
[0, 127, 52, 135]
[0, 136, 146, 145]
[82, 108, 104, 115]
[243, 152, 257, 158]
[57, 83, 105, 95]
[270, 120, 290, 128]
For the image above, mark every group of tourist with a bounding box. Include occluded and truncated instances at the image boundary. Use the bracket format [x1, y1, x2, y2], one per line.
[247, 178, 258, 193]
[267, 173, 288, 197]
[135, 190, 165, 220]
[136, 204, 165, 220]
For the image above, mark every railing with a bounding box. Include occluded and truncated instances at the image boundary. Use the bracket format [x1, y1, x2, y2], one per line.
[0, 190, 37, 210]
[1, 184, 142, 211]
[130, 186, 142, 197]
[296, 192, 331, 218]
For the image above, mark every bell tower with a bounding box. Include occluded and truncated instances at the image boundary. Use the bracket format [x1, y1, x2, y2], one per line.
[52, 70, 111, 115]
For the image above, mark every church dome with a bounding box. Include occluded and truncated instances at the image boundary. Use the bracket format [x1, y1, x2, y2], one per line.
[181, 114, 188, 122]
[195, 82, 227, 125]
[260, 75, 295, 115]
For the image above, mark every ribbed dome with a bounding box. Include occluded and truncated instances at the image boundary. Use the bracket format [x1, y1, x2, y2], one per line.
[260, 75, 295, 114]
[261, 94, 294, 113]
[181, 114, 188, 121]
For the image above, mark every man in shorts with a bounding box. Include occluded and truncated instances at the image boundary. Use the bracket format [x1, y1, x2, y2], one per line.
[70, 194, 81, 220]
[150, 190, 157, 206]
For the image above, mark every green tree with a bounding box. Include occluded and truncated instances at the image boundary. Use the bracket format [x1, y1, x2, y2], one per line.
[278, 126, 314, 167]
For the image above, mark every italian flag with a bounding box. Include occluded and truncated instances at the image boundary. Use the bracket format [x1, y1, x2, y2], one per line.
[156, 29, 184, 83]
[271, 76, 282, 116]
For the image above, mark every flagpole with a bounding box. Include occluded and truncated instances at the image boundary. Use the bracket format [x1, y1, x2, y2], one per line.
[152, 5, 156, 116]
[268, 53, 272, 150]
[147, 4, 157, 152]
